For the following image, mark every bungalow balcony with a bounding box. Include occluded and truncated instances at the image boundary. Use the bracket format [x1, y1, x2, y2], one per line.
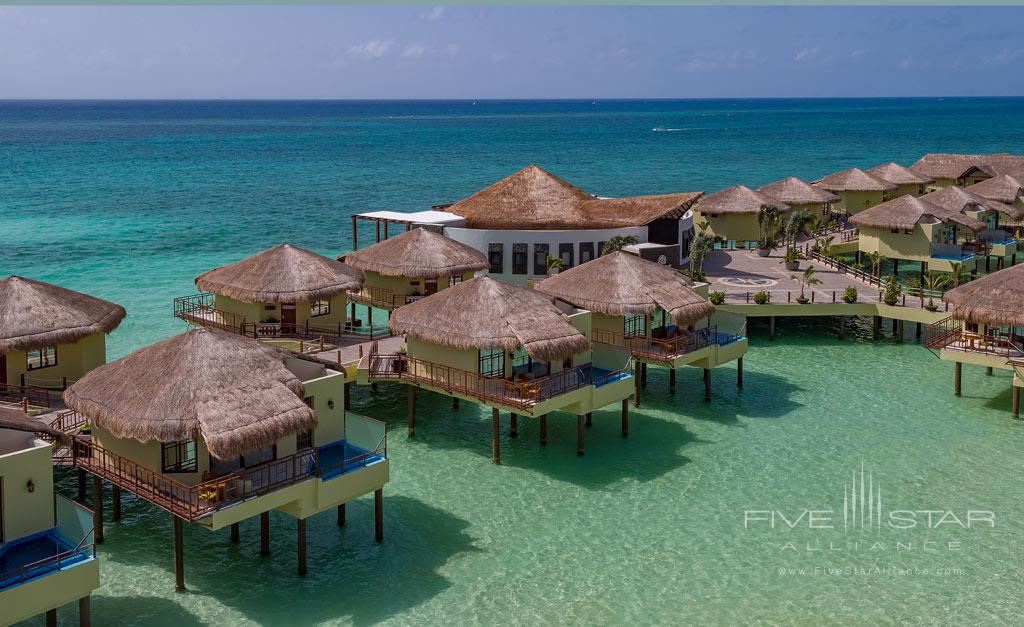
[346, 285, 425, 311]
[0, 382, 55, 415]
[591, 325, 741, 367]
[924, 316, 1024, 360]
[48, 412, 387, 525]
[929, 242, 979, 262]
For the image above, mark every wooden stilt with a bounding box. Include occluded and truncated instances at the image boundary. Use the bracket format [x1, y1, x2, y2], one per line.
[407, 386, 416, 436]
[986, 366, 993, 376]
[46, 609, 57, 627]
[297, 518, 307, 576]
[769, 316, 775, 340]
[872, 315, 881, 339]
[260, 511, 270, 556]
[371, 382, 378, 392]
[703, 368, 711, 402]
[640, 363, 647, 389]
[737, 357, 743, 388]
[896, 320, 904, 343]
[344, 382, 351, 410]
[668, 368, 676, 394]
[576, 415, 584, 456]
[92, 475, 103, 544]
[633, 362, 641, 408]
[230, 522, 239, 543]
[77, 468, 87, 501]
[539, 415, 548, 445]
[374, 489, 384, 542]
[173, 516, 185, 591]
[916, 322, 922, 338]
[1013, 387, 1020, 419]
[954, 362, 962, 396]
[491, 408, 500, 464]
[838, 316, 846, 340]
[452, 397, 459, 410]
[621, 399, 629, 438]
[112, 485, 121, 522]
[510, 413, 518, 437]
[337, 503, 346, 527]
[79, 596, 91, 627]
[585, 412, 592, 428]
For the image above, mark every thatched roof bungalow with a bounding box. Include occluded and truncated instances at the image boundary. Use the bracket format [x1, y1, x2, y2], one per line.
[866, 162, 933, 197]
[944, 263, 1024, 329]
[692, 185, 789, 247]
[850, 195, 984, 232]
[758, 177, 839, 211]
[911, 153, 1024, 188]
[965, 174, 1024, 208]
[0, 406, 67, 442]
[813, 168, 896, 214]
[0, 276, 125, 388]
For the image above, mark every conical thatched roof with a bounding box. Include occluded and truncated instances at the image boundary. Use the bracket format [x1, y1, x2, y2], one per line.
[0, 276, 126, 354]
[923, 186, 1023, 221]
[758, 177, 839, 205]
[534, 252, 715, 326]
[944, 263, 1024, 328]
[341, 228, 487, 279]
[388, 276, 589, 362]
[444, 165, 702, 230]
[814, 168, 897, 192]
[911, 153, 1024, 180]
[696, 185, 789, 214]
[63, 328, 316, 460]
[849, 195, 983, 232]
[965, 174, 1024, 205]
[866, 162, 933, 186]
[196, 244, 363, 304]
[0, 406, 67, 442]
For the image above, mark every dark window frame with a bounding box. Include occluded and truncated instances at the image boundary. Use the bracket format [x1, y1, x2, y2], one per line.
[488, 243, 504, 274]
[533, 243, 549, 275]
[579, 242, 595, 264]
[162, 440, 198, 473]
[310, 300, 330, 317]
[478, 348, 505, 378]
[26, 346, 57, 371]
[297, 430, 314, 450]
[512, 243, 528, 275]
[624, 314, 647, 337]
[558, 243, 574, 269]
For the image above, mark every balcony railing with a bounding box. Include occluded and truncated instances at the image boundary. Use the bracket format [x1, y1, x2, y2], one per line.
[591, 326, 718, 365]
[52, 417, 387, 522]
[924, 316, 1024, 358]
[0, 496, 95, 591]
[0, 383, 51, 410]
[347, 286, 425, 310]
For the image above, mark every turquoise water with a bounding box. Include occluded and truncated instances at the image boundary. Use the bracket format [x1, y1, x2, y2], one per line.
[3, 100, 1024, 625]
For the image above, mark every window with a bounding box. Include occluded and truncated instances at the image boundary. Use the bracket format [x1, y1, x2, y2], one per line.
[162, 440, 198, 473]
[579, 242, 595, 264]
[310, 300, 330, 317]
[479, 348, 505, 378]
[890, 227, 899, 234]
[449, 274, 464, 287]
[264, 304, 276, 311]
[26, 346, 57, 370]
[304, 396, 315, 409]
[558, 243, 574, 269]
[624, 314, 646, 337]
[512, 243, 528, 275]
[533, 243, 549, 275]
[987, 212, 999, 230]
[297, 430, 314, 450]
[488, 243, 504, 274]
[597, 241, 607, 257]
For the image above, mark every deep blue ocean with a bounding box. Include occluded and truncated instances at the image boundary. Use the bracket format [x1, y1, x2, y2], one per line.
[3, 98, 1024, 358]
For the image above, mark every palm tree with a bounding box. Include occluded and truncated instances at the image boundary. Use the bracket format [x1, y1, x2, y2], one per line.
[866, 251, 887, 277]
[757, 204, 783, 252]
[689, 233, 714, 278]
[545, 255, 564, 275]
[790, 265, 822, 303]
[921, 271, 953, 310]
[948, 262, 969, 287]
[601, 235, 640, 255]
[783, 209, 814, 248]
[905, 276, 924, 308]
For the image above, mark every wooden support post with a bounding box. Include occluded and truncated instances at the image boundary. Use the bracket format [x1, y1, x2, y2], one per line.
[351, 215, 358, 250]
[344, 382, 351, 410]
[954, 362, 962, 396]
[633, 361, 641, 408]
[92, 475, 103, 544]
[640, 363, 647, 388]
[668, 368, 676, 394]
[112, 485, 121, 522]
[539, 415, 548, 445]
[621, 399, 629, 438]
[737, 357, 744, 389]
[452, 397, 459, 410]
[77, 468, 87, 501]
[769, 316, 775, 340]
[407, 386, 416, 436]
[872, 315, 881, 339]
[260, 511, 270, 556]
[893, 258, 899, 276]
[337, 503, 346, 527]
[491, 408, 500, 464]
[916, 322, 922, 339]
[229, 522, 239, 543]
[375, 220, 380, 243]
[374, 489, 384, 542]
[838, 316, 846, 340]
[585, 412, 592, 428]
[297, 518, 307, 576]
[986, 255, 991, 272]
[371, 382, 378, 392]
[79, 596, 91, 627]
[46, 609, 57, 627]
[173, 516, 185, 592]
[896, 320, 904, 343]
[576, 415, 585, 456]
[1013, 387, 1020, 419]
[510, 413, 518, 437]
[350, 302, 356, 325]
[703, 368, 711, 402]
[986, 366, 993, 376]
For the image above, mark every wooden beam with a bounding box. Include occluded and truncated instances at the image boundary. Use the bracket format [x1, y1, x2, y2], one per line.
[79, 596, 91, 627]
[703, 368, 711, 402]
[92, 475, 103, 544]
[452, 397, 459, 410]
[1013, 386, 1020, 419]
[668, 368, 676, 394]
[633, 361, 641, 408]
[838, 316, 846, 340]
[640, 363, 647, 389]
[46, 609, 57, 627]
[954, 362, 962, 396]
[737, 357, 743, 388]
[337, 503, 346, 527]
[230, 522, 239, 543]
[351, 215, 358, 251]
[585, 412, 592, 428]
[407, 386, 416, 436]
[173, 516, 185, 591]
[491, 408, 500, 464]
[111, 485, 121, 522]
[621, 399, 629, 438]
[374, 489, 384, 542]
[769, 316, 775, 341]
[297, 518, 307, 576]
[260, 511, 270, 556]
[576, 415, 584, 456]
[510, 413, 518, 437]
[77, 468, 87, 501]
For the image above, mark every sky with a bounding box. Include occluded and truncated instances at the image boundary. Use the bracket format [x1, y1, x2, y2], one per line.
[1, 5, 1023, 99]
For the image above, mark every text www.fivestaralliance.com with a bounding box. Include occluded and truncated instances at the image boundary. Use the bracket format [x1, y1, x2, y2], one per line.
[777, 566, 964, 577]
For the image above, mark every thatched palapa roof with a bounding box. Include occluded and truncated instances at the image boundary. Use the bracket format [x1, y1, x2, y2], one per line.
[849, 195, 983, 232]
[696, 185, 789, 215]
[0, 406, 67, 442]
[866, 162, 933, 186]
[944, 263, 1024, 328]
[923, 186, 1023, 221]
[341, 228, 487, 279]
[444, 165, 702, 230]
[964, 175, 1024, 205]
[911, 153, 1024, 181]
[63, 328, 316, 459]
[534, 252, 715, 326]
[388, 276, 589, 362]
[0, 276, 126, 354]
[813, 168, 897, 193]
[758, 177, 839, 206]
[196, 244, 363, 304]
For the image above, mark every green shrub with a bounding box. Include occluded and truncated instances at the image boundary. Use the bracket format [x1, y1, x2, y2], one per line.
[753, 291, 770, 305]
[842, 286, 857, 304]
[882, 276, 901, 306]
[709, 291, 725, 305]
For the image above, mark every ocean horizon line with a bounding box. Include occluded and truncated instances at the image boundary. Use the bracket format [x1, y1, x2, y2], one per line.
[2, 95, 1024, 103]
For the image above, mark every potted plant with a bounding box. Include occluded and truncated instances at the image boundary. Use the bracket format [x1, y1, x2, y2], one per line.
[709, 291, 725, 305]
[922, 271, 952, 311]
[394, 346, 408, 373]
[780, 248, 802, 271]
[790, 265, 822, 304]
[882, 275, 901, 306]
[753, 291, 770, 305]
[842, 286, 857, 304]
[756, 204, 782, 257]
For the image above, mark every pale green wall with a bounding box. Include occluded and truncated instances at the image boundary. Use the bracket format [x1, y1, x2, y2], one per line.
[0, 436, 54, 542]
[4, 332, 106, 388]
[359, 270, 473, 304]
[857, 224, 934, 262]
[834, 190, 887, 214]
[214, 293, 349, 328]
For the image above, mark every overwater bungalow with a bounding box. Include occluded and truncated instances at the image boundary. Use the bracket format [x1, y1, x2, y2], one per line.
[174, 243, 382, 351]
[57, 328, 388, 589]
[0, 407, 98, 626]
[924, 263, 1024, 418]
[0, 276, 125, 412]
[910, 153, 1024, 190]
[866, 162, 934, 198]
[350, 165, 703, 282]
[535, 252, 747, 404]
[965, 174, 1024, 215]
[923, 186, 1024, 268]
[849, 194, 985, 274]
[692, 185, 790, 250]
[812, 168, 897, 214]
[363, 276, 635, 461]
[340, 227, 488, 315]
[758, 176, 840, 215]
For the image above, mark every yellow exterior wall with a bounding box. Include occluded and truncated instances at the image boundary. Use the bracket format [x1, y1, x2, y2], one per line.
[856, 224, 934, 262]
[358, 270, 473, 306]
[894, 183, 926, 198]
[833, 190, 887, 214]
[214, 293, 349, 328]
[0, 558, 100, 626]
[4, 332, 106, 388]
[0, 437, 54, 542]
[694, 211, 780, 245]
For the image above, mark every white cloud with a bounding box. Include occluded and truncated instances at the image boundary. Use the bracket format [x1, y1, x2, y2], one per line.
[850, 49, 869, 60]
[684, 49, 760, 73]
[446, 43, 461, 58]
[348, 40, 393, 60]
[898, 56, 914, 70]
[984, 48, 1024, 64]
[491, 52, 508, 63]
[420, 6, 444, 22]
[794, 47, 820, 62]
[402, 43, 427, 58]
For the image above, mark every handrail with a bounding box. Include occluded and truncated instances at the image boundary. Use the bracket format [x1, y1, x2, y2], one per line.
[0, 382, 51, 408]
[0, 540, 94, 590]
[591, 326, 717, 363]
[924, 316, 1024, 357]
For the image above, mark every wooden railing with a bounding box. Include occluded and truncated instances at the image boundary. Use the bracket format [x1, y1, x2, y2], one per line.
[0, 535, 95, 590]
[0, 383, 51, 409]
[591, 326, 718, 364]
[348, 286, 425, 310]
[924, 316, 1024, 357]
